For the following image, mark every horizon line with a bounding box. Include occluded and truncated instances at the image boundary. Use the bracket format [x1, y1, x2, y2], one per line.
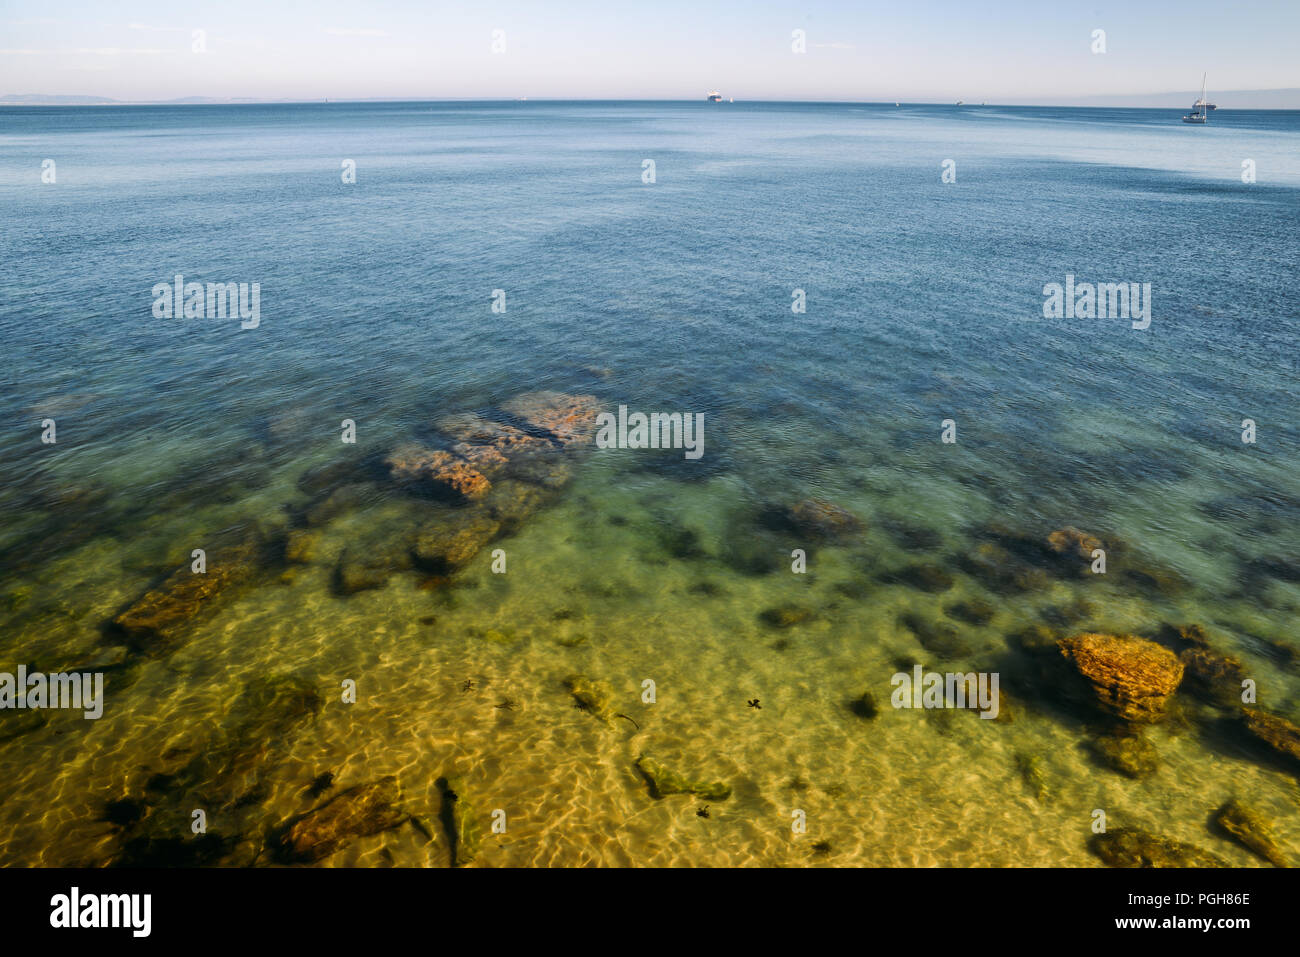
[4, 94, 1300, 111]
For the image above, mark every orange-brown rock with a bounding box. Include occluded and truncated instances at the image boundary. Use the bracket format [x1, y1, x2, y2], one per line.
[1047, 526, 1103, 559]
[110, 538, 260, 655]
[385, 444, 492, 499]
[1242, 708, 1300, 766]
[787, 499, 864, 539]
[1058, 632, 1184, 724]
[276, 777, 406, 863]
[500, 391, 600, 447]
[436, 413, 550, 456]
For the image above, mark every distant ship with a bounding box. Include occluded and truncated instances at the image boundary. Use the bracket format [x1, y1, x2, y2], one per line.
[1183, 74, 1209, 124]
[956, 100, 964, 106]
[707, 91, 723, 102]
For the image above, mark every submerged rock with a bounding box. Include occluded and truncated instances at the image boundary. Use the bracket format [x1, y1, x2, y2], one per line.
[302, 483, 375, 527]
[899, 612, 971, 659]
[411, 511, 501, 574]
[849, 691, 879, 720]
[410, 398, 592, 496]
[1058, 633, 1184, 724]
[284, 529, 321, 564]
[878, 562, 954, 593]
[945, 597, 996, 626]
[1180, 646, 1246, 707]
[385, 443, 494, 499]
[635, 754, 731, 801]
[109, 534, 261, 656]
[1046, 526, 1104, 562]
[761, 499, 864, 541]
[499, 391, 601, 447]
[1015, 752, 1047, 801]
[1090, 828, 1228, 868]
[435, 412, 547, 451]
[758, 604, 815, 629]
[564, 674, 612, 721]
[1241, 708, 1300, 768]
[436, 775, 481, 867]
[879, 518, 943, 551]
[205, 674, 323, 784]
[108, 673, 323, 866]
[1157, 622, 1211, 650]
[274, 777, 407, 863]
[333, 546, 410, 595]
[1214, 799, 1288, 867]
[957, 543, 1048, 594]
[1096, 734, 1160, 779]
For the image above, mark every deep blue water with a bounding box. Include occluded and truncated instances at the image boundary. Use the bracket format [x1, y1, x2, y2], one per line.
[2, 102, 1297, 560]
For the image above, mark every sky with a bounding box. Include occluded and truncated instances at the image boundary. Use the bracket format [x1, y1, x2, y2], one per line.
[2, 0, 1298, 104]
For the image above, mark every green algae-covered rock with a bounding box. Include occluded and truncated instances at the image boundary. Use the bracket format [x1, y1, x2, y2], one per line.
[332, 548, 394, 594]
[879, 562, 954, 593]
[944, 597, 996, 626]
[899, 612, 972, 660]
[1096, 734, 1160, 779]
[760, 499, 864, 542]
[758, 604, 815, 629]
[1015, 752, 1047, 801]
[564, 674, 612, 720]
[1214, 799, 1288, 867]
[436, 775, 481, 867]
[1090, 827, 1228, 868]
[634, 754, 731, 801]
[1180, 646, 1246, 707]
[411, 510, 501, 574]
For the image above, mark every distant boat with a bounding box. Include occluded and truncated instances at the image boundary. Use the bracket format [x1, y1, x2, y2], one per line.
[707, 91, 722, 102]
[956, 99, 964, 106]
[729, 97, 734, 103]
[1183, 74, 1209, 124]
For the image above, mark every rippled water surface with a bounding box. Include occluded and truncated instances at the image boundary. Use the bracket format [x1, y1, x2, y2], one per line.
[1, 102, 1298, 867]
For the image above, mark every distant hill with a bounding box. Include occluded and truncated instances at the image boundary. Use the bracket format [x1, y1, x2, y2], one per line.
[1032, 88, 1300, 109]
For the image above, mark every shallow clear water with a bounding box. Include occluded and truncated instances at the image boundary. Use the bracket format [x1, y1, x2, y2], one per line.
[1, 102, 1298, 866]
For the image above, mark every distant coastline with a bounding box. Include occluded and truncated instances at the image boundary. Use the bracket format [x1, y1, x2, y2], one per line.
[3, 90, 1299, 109]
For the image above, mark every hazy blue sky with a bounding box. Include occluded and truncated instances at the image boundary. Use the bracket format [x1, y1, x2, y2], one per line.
[2, 0, 1297, 103]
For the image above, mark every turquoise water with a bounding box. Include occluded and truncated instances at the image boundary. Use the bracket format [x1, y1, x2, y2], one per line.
[0, 102, 1298, 867]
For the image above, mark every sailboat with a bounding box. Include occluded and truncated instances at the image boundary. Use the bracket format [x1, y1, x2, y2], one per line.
[1183, 74, 1209, 124]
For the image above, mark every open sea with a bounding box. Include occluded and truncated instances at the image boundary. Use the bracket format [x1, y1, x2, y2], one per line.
[0, 101, 1298, 867]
